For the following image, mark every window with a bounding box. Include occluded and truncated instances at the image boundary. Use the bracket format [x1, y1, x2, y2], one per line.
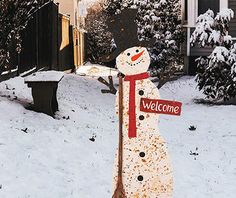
[184, 0, 188, 21]
[229, 0, 236, 37]
[198, 0, 219, 15]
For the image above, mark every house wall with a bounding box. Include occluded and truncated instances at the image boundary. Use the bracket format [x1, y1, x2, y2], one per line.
[229, 0, 236, 37]
[73, 29, 85, 67]
[55, 0, 86, 68]
[55, 0, 78, 26]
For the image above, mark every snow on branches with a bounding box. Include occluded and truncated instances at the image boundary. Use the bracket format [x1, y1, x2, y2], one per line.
[191, 9, 236, 101]
[215, 8, 234, 24]
[190, 9, 234, 47]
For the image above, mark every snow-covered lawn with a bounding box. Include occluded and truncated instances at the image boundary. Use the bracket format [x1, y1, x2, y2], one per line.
[76, 63, 118, 77]
[0, 73, 235, 198]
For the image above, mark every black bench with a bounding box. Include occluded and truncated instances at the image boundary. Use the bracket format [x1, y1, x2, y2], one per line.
[25, 71, 64, 117]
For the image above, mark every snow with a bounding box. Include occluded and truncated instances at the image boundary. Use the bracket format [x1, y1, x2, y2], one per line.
[151, 15, 159, 22]
[224, 35, 232, 44]
[20, 67, 37, 77]
[191, 8, 235, 47]
[215, 9, 234, 23]
[208, 45, 236, 69]
[159, 0, 167, 6]
[190, 9, 215, 46]
[228, 50, 236, 65]
[0, 72, 236, 198]
[143, 15, 150, 21]
[209, 46, 229, 65]
[166, 39, 175, 47]
[196, 10, 214, 25]
[208, 30, 221, 44]
[1, 68, 18, 76]
[231, 63, 236, 76]
[24, 71, 64, 82]
[76, 63, 118, 77]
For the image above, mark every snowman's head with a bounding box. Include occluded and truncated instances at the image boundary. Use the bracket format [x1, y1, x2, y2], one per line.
[116, 47, 150, 75]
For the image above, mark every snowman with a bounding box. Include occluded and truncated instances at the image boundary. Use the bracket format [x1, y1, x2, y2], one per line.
[113, 46, 173, 198]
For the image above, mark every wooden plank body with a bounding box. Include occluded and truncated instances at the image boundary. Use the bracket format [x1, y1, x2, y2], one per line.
[113, 78, 173, 198]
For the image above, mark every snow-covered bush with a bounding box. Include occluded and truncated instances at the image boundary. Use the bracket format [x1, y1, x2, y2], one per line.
[0, 0, 49, 74]
[104, 0, 184, 88]
[191, 9, 236, 101]
[190, 9, 234, 47]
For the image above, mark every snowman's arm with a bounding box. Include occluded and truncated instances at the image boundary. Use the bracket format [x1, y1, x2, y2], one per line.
[98, 76, 117, 95]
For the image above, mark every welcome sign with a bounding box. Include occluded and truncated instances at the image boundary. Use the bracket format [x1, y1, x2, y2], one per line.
[140, 98, 182, 116]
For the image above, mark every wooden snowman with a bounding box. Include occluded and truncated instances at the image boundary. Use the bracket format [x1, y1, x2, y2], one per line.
[113, 46, 173, 198]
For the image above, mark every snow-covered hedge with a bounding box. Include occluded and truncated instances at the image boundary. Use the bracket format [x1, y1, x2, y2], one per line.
[191, 9, 234, 47]
[191, 9, 236, 101]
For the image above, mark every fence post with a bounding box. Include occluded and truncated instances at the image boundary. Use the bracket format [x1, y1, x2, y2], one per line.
[36, 4, 39, 69]
[56, 2, 60, 71]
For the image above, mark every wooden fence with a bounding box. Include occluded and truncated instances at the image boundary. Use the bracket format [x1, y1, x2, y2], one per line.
[0, 1, 85, 82]
[58, 14, 74, 71]
[73, 28, 85, 68]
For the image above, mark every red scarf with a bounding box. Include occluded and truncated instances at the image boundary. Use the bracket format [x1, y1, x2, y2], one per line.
[124, 72, 149, 138]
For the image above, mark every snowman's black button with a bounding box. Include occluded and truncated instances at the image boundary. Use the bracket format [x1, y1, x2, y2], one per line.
[139, 152, 145, 157]
[139, 115, 144, 120]
[137, 175, 143, 181]
[139, 90, 144, 96]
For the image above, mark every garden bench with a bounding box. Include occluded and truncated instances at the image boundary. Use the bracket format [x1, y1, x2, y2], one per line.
[24, 71, 64, 117]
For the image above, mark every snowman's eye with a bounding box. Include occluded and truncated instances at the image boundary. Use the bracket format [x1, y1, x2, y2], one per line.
[136, 49, 139, 53]
[127, 53, 131, 56]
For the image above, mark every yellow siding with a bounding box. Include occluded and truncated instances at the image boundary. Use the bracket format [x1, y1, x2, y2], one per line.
[60, 15, 70, 51]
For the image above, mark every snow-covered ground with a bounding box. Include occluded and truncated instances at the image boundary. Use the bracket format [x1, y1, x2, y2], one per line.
[76, 62, 118, 77]
[0, 72, 235, 198]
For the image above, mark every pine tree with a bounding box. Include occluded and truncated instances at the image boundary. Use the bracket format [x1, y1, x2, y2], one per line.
[136, 0, 184, 88]
[191, 9, 236, 101]
[104, 0, 184, 88]
[0, 0, 49, 73]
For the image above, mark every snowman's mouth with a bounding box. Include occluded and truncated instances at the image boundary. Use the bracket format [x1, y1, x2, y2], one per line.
[126, 58, 144, 66]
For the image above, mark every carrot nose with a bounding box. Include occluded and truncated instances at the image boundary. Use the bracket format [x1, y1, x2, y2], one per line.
[131, 50, 145, 62]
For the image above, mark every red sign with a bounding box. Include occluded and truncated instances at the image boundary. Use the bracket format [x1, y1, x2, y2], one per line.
[140, 98, 182, 116]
